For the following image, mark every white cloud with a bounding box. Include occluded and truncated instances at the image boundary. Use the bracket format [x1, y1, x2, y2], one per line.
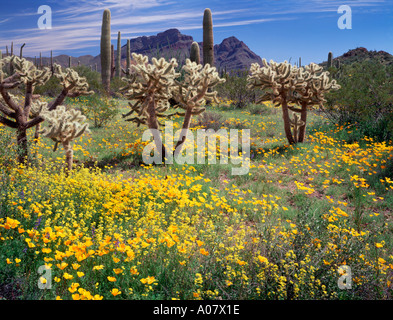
[0, 0, 386, 56]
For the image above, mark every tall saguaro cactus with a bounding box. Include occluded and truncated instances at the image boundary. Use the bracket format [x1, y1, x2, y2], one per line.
[190, 41, 200, 64]
[126, 39, 131, 74]
[100, 8, 111, 93]
[203, 8, 214, 67]
[116, 31, 121, 78]
[111, 44, 115, 79]
[327, 51, 333, 69]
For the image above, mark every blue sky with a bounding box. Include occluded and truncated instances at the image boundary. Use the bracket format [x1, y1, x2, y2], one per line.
[0, 0, 392, 64]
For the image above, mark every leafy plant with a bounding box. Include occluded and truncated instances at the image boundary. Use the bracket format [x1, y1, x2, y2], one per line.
[324, 60, 393, 142]
[216, 70, 258, 109]
[71, 94, 119, 128]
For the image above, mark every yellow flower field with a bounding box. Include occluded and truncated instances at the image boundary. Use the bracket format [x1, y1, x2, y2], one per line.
[0, 100, 392, 300]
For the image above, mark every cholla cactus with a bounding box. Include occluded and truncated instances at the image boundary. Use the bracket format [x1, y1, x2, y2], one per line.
[40, 106, 90, 171]
[173, 59, 225, 154]
[248, 59, 340, 144]
[120, 53, 225, 161]
[121, 53, 179, 127]
[0, 55, 93, 163]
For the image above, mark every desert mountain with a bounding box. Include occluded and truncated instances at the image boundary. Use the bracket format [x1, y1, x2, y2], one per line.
[25, 29, 263, 72]
[90, 29, 263, 72]
[320, 47, 393, 68]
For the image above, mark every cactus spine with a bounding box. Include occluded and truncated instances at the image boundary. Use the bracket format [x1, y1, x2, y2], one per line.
[203, 8, 214, 67]
[116, 31, 121, 78]
[190, 41, 200, 64]
[100, 8, 111, 93]
[327, 51, 333, 68]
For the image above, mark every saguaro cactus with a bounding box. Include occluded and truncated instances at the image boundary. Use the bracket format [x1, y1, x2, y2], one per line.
[0, 56, 93, 163]
[126, 39, 131, 74]
[327, 51, 333, 69]
[100, 8, 111, 93]
[248, 59, 340, 144]
[40, 105, 90, 171]
[111, 44, 115, 79]
[203, 8, 214, 67]
[20, 44, 25, 59]
[190, 41, 200, 64]
[116, 31, 121, 78]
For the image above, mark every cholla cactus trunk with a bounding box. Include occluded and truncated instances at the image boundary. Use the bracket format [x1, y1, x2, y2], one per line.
[281, 100, 296, 145]
[190, 42, 200, 64]
[203, 8, 214, 67]
[64, 141, 73, 172]
[34, 123, 41, 142]
[297, 102, 308, 143]
[116, 31, 121, 78]
[100, 9, 111, 93]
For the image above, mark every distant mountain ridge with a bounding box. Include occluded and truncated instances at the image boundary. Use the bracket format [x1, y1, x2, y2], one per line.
[24, 29, 263, 72]
[320, 47, 393, 67]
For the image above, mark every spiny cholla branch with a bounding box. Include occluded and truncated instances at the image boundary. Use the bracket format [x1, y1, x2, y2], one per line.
[120, 53, 179, 127]
[248, 59, 340, 144]
[0, 56, 93, 163]
[119, 54, 225, 161]
[40, 106, 90, 171]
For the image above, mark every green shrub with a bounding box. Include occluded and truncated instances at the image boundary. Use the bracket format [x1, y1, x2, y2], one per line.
[67, 94, 119, 128]
[33, 76, 62, 97]
[72, 65, 103, 94]
[216, 70, 259, 109]
[323, 60, 393, 142]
